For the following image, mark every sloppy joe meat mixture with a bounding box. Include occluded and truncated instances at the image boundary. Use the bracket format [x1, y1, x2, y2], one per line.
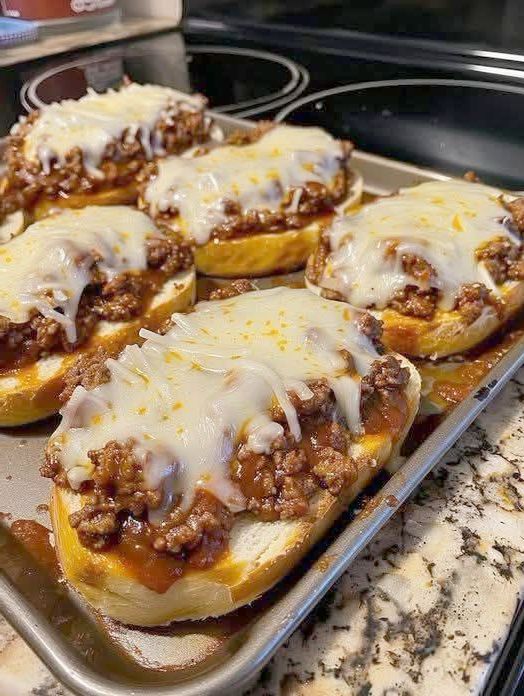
[306, 195, 524, 323]
[0, 107, 212, 223]
[42, 282, 410, 589]
[0, 235, 193, 372]
[142, 123, 355, 242]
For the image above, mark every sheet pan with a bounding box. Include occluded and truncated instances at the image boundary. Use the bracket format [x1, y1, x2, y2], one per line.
[0, 114, 523, 695]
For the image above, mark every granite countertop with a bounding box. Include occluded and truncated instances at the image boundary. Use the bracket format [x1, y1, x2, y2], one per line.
[1, 371, 523, 695]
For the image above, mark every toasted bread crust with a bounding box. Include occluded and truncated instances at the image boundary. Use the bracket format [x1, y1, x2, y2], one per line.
[50, 356, 419, 625]
[0, 269, 195, 426]
[305, 277, 524, 358]
[171, 173, 362, 278]
[32, 184, 138, 221]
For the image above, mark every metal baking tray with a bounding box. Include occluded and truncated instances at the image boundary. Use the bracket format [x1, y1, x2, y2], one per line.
[1, 114, 524, 696]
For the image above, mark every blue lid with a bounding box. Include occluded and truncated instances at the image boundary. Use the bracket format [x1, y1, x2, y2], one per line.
[0, 17, 38, 46]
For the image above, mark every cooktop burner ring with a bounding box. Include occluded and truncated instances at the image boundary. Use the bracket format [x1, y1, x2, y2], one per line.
[276, 77, 524, 121]
[20, 45, 309, 118]
[187, 45, 309, 117]
[276, 77, 524, 189]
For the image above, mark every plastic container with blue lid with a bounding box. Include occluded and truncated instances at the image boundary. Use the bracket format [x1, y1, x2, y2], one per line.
[0, 17, 38, 46]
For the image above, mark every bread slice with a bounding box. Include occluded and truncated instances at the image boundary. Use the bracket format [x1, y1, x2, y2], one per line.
[32, 184, 138, 221]
[306, 277, 524, 358]
[192, 173, 363, 278]
[0, 268, 195, 426]
[50, 355, 419, 626]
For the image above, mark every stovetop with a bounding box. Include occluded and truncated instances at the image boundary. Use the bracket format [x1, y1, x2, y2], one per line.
[191, 0, 524, 53]
[1, 20, 524, 187]
[0, 15, 523, 696]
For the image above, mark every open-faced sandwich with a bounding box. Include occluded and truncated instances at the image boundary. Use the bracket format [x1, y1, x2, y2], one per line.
[0, 82, 218, 229]
[43, 285, 420, 625]
[0, 205, 195, 426]
[306, 179, 524, 358]
[139, 123, 363, 277]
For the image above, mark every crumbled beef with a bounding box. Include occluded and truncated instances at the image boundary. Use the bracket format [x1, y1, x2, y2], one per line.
[305, 231, 331, 285]
[208, 175, 349, 241]
[60, 347, 110, 403]
[271, 379, 334, 422]
[357, 312, 383, 350]
[232, 418, 357, 520]
[361, 355, 410, 406]
[454, 283, 501, 324]
[69, 501, 118, 550]
[146, 125, 352, 242]
[506, 197, 524, 235]
[146, 235, 193, 275]
[401, 253, 435, 283]
[152, 491, 233, 567]
[92, 273, 144, 321]
[476, 236, 524, 284]
[209, 207, 290, 241]
[208, 279, 257, 300]
[225, 121, 274, 146]
[87, 440, 162, 514]
[51, 440, 162, 550]
[509, 256, 524, 280]
[390, 285, 438, 319]
[40, 443, 64, 483]
[312, 447, 357, 496]
[1, 103, 212, 223]
[283, 181, 338, 216]
[50, 436, 232, 562]
[0, 290, 98, 369]
[233, 441, 315, 520]
[0, 234, 192, 370]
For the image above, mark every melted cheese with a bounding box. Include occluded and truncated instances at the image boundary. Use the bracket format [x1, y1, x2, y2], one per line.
[321, 180, 519, 311]
[0, 206, 157, 342]
[17, 83, 207, 175]
[144, 125, 346, 244]
[53, 288, 379, 516]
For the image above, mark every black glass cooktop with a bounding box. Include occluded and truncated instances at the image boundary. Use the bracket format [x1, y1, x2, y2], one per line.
[19, 39, 308, 118]
[191, 0, 524, 52]
[1, 22, 524, 188]
[276, 80, 524, 188]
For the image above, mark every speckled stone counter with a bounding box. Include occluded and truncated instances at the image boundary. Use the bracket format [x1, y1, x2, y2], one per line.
[1, 371, 523, 696]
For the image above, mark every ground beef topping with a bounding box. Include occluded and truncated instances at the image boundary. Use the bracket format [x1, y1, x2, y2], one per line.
[360, 355, 409, 404]
[271, 379, 334, 422]
[1, 106, 212, 223]
[0, 234, 192, 371]
[208, 279, 257, 300]
[231, 418, 358, 521]
[146, 235, 194, 275]
[45, 357, 409, 564]
[505, 197, 524, 235]
[143, 127, 353, 241]
[208, 178, 345, 242]
[59, 439, 162, 550]
[60, 346, 110, 403]
[454, 283, 502, 324]
[476, 237, 524, 284]
[152, 491, 233, 567]
[389, 285, 439, 319]
[401, 253, 435, 283]
[225, 121, 275, 146]
[305, 231, 331, 286]
[357, 312, 384, 350]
